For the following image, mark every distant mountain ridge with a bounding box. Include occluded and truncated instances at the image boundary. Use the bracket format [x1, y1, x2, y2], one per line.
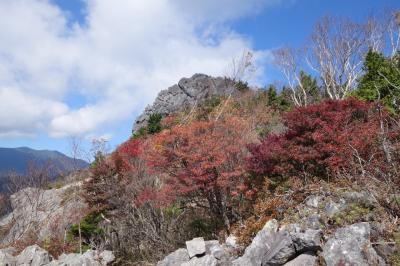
[0, 147, 88, 190]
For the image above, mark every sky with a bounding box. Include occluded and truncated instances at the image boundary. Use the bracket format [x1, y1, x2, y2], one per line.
[0, 0, 399, 159]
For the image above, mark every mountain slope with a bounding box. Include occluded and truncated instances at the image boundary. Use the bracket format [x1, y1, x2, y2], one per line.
[0, 147, 88, 182]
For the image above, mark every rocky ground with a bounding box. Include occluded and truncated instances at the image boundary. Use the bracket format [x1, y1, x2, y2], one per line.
[0, 245, 114, 266]
[0, 184, 398, 265]
[157, 187, 399, 266]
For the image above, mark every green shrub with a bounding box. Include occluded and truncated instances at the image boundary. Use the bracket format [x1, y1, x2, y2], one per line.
[69, 213, 103, 242]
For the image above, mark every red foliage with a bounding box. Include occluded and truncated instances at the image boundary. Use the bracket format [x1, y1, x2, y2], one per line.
[147, 116, 253, 228]
[248, 98, 389, 180]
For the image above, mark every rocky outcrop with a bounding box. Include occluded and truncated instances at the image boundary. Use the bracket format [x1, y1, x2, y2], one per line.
[322, 222, 385, 266]
[157, 237, 237, 266]
[232, 220, 323, 266]
[0, 182, 88, 245]
[132, 73, 238, 132]
[0, 245, 114, 266]
[157, 217, 386, 266]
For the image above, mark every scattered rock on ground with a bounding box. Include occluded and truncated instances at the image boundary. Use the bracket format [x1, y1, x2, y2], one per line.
[321, 222, 385, 266]
[283, 252, 317, 266]
[0, 245, 114, 266]
[186, 237, 206, 258]
[181, 254, 218, 266]
[157, 249, 190, 266]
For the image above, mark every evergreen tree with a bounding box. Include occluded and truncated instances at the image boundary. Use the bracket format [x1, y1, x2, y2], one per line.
[356, 50, 400, 113]
[147, 113, 163, 134]
[297, 71, 321, 104]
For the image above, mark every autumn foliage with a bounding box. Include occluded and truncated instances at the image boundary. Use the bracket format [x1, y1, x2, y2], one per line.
[247, 98, 397, 182]
[147, 116, 254, 230]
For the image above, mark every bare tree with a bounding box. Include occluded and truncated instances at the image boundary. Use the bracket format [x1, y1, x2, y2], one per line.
[365, 14, 385, 53]
[306, 16, 366, 99]
[273, 47, 309, 106]
[89, 138, 110, 163]
[68, 136, 85, 254]
[385, 10, 400, 57]
[226, 50, 256, 83]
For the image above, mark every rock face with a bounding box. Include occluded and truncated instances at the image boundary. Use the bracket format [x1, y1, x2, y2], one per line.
[321, 222, 385, 266]
[232, 219, 279, 266]
[132, 73, 237, 133]
[283, 252, 317, 266]
[0, 182, 88, 245]
[186, 237, 206, 258]
[232, 219, 322, 266]
[157, 248, 190, 266]
[0, 245, 115, 266]
[0, 248, 16, 266]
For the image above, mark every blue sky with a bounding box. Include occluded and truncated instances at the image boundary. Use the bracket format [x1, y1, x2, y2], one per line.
[0, 0, 399, 159]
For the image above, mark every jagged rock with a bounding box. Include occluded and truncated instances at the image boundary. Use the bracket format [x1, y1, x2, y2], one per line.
[181, 255, 218, 266]
[0, 183, 88, 246]
[100, 250, 115, 265]
[132, 74, 237, 133]
[157, 248, 190, 266]
[305, 195, 321, 208]
[48, 250, 114, 266]
[225, 235, 238, 248]
[343, 191, 377, 207]
[290, 229, 322, 253]
[0, 245, 114, 266]
[322, 222, 385, 266]
[232, 219, 279, 266]
[0, 248, 16, 266]
[16, 245, 52, 266]
[48, 253, 94, 266]
[283, 252, 317, 266]
[305, 214, 323, 230]
[186, 237, 206, 258]
[205, 240, 225, 260]
[261, 230, 296, 266]
[324, 199, 344, 217]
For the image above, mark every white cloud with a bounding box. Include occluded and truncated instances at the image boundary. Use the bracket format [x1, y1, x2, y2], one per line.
[0, 0, 275, 139]
[170, 0, 281, 23]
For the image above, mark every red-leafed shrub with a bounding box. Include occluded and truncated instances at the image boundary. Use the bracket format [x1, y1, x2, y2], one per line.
[248, 98, 394, 181]
[148, 116, 254, 230]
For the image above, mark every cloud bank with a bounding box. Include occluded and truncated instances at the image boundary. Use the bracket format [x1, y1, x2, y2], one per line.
[0, 0, 276, 139]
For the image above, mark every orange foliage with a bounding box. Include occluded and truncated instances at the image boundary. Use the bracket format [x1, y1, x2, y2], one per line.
[147, 116, 254, 229]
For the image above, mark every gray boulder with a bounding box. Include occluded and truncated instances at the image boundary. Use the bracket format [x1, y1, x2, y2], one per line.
[205, 240, 225, 260]
[157, 248, 190, 266]
[181, 255, 218, 266]
[186, 237, 206, 258]
[225, 235, 238, 248]
[232, 219, 279, 266]
[343, 191, 377, 207]
[261, 231, 296, 266]
[0, 248, 16, 266]
[322, 222, 385, 266]
[16, 245, 52, 266]
[132, 74, 237, 133]
[283, 252, 317, 266]
[48, 250, 114, 266]
[305, 196, 321, 208]
[290, 229, 322, 253]
[305, 214, 323, 230]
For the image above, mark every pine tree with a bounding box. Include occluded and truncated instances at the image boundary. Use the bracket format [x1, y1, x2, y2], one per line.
[356, 50, 400, 113]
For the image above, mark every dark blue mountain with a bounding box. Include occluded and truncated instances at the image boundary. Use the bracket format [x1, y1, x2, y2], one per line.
[0, 147, 89, 191]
